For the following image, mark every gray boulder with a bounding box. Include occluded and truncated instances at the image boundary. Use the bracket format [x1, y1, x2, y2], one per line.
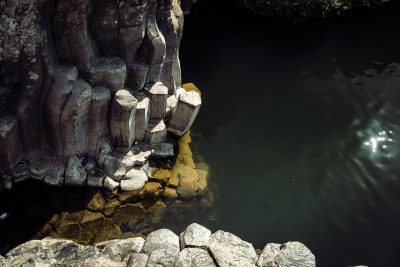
[208, 230, 258, 267]
[180, 223, 211, 248]
[175, 248, 216, 267]
[143, 229, 180, 254]
[96, 237, 145, 263]
[257, 242, 316, 267]
[147, 248, 177, 267]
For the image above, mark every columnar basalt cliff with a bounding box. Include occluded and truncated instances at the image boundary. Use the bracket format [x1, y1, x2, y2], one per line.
[0, 0, 201, 190]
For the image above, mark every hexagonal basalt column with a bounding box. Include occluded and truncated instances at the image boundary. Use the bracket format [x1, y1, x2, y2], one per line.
[168, 90, 201, 136]
[145, 120, 167, 144]
[60, 80, 93, 156]
[0, 114, 23, 171]
[87, 86, 111, 155]
[87, 57, 127, 93]
[146, 82, 168, 120]
[110, 89, 138, 148]
[134, 95, 150, 142]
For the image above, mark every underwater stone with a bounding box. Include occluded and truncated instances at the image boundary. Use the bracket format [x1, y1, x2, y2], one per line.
[0, 114, 23, 171]
[144, 120, 167, 144]
[86, 86, 111, 155]
[208, 230, 258, 267]
[60, 79, 93, 156]
[87, 57, 127, 93]
[65, 156, 87, 186]
[103, 151, 136, 180]
[168, 90, 201, 136]
[146, 82, 168, 120]
[110, 89, 138, 148]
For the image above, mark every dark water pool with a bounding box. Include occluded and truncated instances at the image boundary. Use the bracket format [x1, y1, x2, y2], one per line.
[180, 1, 400, 266]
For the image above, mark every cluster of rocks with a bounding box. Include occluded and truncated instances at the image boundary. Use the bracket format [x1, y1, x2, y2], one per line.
[30, 132, 213, 245]
[2, 223, 316, 267]
[0, 0, 201, 191]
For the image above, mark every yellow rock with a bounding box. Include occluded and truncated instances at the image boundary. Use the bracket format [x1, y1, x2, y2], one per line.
[168, 175, 179, 188]
[183, 83, 201, 96]
[141, 182, 163, 199]
[178, 142, 193, 156]
[149, 168, 171, 183]
[179, 131, 192, 144]
[103, 198, 121, 217]
[163, 187, 178, 200]
[147, 200, 168, 224]
[112, 203, 147, 226]
[86, 191, 105, 212]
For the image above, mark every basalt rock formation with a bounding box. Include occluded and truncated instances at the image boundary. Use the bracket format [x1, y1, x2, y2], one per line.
[0, 0, 201, 190]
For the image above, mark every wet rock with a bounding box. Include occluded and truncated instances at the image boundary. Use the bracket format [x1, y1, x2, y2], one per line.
[142, 182, 163, 199]
[65, 156, 87, 186]
[112, 203, 147, 227]
[208, 230, 258, 267]
[87, 191, 106, 212]
[143, 229, 180, 254]
[175, 248, 216, 267]
[87, 86, 111, 155]
[162, 187, 178, 202]
[110, 89, 138, 148]
[144, 120, 167, 144]
[87, 57, 127, 93]
[127, 63, 150, 92]
[127, 253, 149, 267]
[180, 223, 211, 248]
[103, 176, 120, 191]
[150, 142, 174, 158]
[120, 168, 148, 191]
[148, 168, 170, 183]
[168, 90, 201, 136]
[0, 114, 23, 171]
[134, 96, 150, 142]
[175, 166, 207, 199]
[147, 248, 177, 267]
[43, 160, 65, 186]
[146, 82, 168, 120]
[61, 79, 93, 156]
[257, 242, 316, 267]
[53, 65, 78, 82]
[148, 200, 168, 224]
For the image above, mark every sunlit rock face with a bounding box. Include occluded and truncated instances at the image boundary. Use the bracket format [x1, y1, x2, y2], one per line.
[236, 0, 391, 19]
[0, 0, 202, 190]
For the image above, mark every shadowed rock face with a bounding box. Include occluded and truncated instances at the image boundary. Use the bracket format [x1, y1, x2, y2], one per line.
[0, 0, 202, 188]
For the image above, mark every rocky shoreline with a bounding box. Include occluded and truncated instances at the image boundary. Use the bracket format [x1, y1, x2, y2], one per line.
[1, 223, 316, 267]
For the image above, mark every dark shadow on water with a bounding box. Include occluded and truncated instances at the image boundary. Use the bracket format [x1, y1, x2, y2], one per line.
[181, 1, 400, 266]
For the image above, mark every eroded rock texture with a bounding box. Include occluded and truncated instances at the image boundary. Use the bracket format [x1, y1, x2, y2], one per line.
[0, 0, 202, 189]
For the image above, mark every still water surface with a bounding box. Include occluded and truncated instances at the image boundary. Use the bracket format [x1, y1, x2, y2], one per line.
[180, 1, 400, 266]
